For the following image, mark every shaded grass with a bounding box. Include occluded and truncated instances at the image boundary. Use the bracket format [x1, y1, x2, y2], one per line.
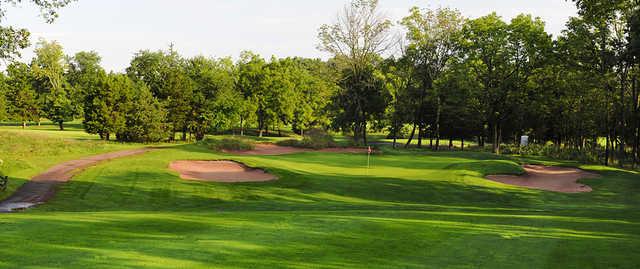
[0, 132, 639, 268]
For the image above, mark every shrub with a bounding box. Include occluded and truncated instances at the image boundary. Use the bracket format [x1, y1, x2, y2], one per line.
[501, 143, 602, 163]
[277, 128, 337, 149]
[198, 137, 255, 151]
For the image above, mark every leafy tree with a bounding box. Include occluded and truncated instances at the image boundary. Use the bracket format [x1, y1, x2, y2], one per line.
[318, 0, 393, 144]
[236, 51, 268, 136]
[400, 7, 465, 149]
[127, 48, 192, 141]
[5, 62, 39, 127]
[67, 51, 103, 121]
[30, 39, 75, 129]
[117, 81, 168, 142]
[0, 73, 7, 121]
[83, 72, 130, 140]
[186, 56, 240, 140]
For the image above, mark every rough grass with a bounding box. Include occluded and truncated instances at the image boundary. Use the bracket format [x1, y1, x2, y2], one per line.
[0, 130, 639, 268]
[0, 128, 143, 200]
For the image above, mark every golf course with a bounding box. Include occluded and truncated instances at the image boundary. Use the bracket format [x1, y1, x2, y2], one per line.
[0, 124, 639, 268]
[2, 0, 640, 267]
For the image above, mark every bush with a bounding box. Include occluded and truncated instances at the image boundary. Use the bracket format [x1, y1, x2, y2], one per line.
[277, 128, 337, 149]
[198, 137, 255, 151]
[501, 143, 602, 163]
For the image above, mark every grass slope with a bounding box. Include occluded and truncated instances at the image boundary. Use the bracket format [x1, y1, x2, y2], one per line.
[0, 131, 639, 268]
[0, 123, 150, 200]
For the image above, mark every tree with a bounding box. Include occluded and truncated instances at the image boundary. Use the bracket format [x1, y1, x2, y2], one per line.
[30, 39, 74, 130]
[0, 0, 74, 61]
[127, 48, 193, 141]
[117, 81, 168, 142]
[400, 7, 465, 149]
[185, 56, 240, 140]
[318, 0, 393, 144]
[236, 51, 268, 136]
[330, 66, 390, 144]
[5, 62, 39, 127]
[0, 73, 7, 121]
[83, 72, 129, 140]
[68, 51, 104, 121]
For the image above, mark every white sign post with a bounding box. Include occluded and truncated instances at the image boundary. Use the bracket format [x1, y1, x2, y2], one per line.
[520, 136, 529, 147]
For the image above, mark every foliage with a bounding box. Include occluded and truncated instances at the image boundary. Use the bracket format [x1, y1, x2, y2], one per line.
[277, 128, 337, 149]
[198, 137, 255, 151]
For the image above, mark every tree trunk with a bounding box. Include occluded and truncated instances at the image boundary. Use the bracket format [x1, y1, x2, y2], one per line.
[461, 137, 465, 151]
[392, 122, 397, 149]
[22, 121, 26, 129]
[435, 95, 441, 151]
[362, 121, 368, 146]
[58, 121, 64, 131]
[417, 127, 423, 148]
[605, 134, 610, 166]
[493, 123, 499, 154]
[449, 138, 453, 150]
[405, 123, 417, 148]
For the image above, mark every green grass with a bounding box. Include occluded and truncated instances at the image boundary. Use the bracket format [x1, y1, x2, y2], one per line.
[0, 129, 639, 268]
[0, 125, 157, 200]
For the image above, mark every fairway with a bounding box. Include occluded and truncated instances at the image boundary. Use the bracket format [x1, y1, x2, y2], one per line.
[1, 137, 639, 268]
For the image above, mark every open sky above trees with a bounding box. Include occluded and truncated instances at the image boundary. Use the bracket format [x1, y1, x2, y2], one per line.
[4, 0, 577, 72]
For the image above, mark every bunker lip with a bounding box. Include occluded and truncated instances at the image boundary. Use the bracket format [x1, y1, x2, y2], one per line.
[485, 164, 599, 193]
[0, 148, 154, 213]
[223, 143, 366, 155]
[169, 160, 277, 183]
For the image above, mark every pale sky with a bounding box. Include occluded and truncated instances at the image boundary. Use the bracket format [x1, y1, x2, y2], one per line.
[4, 0, 578, 72]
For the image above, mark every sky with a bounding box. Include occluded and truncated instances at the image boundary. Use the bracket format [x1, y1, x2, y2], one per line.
[4, 0, 578, 72]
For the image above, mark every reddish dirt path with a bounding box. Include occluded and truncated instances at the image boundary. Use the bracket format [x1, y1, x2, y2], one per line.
[0, 148, 153, 212]
[169, 160, 277, 183]
[485, 164, 599, 193]
[224, 143, 366, 155]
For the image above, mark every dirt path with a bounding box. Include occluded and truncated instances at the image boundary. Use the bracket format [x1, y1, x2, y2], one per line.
[485, 164, 599, 193]
[224, 143, 366, 155]
[169, 160, 277, 183]
[0, 148, 153, 212]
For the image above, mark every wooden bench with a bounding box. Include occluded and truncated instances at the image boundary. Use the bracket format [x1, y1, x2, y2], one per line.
[0, 175, 7, 192]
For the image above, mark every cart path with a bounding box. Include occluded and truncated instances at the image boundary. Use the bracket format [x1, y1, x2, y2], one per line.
[0, 148, 154, 212]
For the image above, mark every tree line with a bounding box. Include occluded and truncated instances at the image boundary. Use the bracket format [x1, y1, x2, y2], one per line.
[0, 42, 338, 142]
[1, 0, 640, 166]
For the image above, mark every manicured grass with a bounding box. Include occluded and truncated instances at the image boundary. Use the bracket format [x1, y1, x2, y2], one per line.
[0, 130, 639, 268]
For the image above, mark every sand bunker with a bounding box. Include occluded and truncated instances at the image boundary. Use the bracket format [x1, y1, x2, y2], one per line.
[169, 160, 277, 183]
[224, 143, 366, 155]
[486, 164, 599, 193]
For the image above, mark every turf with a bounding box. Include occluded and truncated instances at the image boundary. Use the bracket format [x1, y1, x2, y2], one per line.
[0, 131, 639, 268]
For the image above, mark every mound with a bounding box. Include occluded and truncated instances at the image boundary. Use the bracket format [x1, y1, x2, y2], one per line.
[485, 164, 599, 193]
[0, 148, 153, 212]
[169, 160, 277, 183]
[224, 143, 366, 155]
